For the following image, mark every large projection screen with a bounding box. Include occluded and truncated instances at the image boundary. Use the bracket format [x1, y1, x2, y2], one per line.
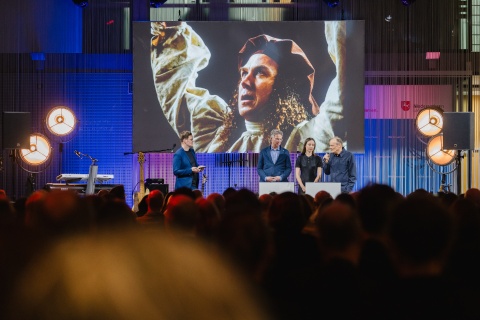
[133, 21, 364, 153]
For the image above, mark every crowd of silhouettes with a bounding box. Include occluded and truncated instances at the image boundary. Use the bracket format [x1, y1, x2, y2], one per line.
[1, 183, 480, 319]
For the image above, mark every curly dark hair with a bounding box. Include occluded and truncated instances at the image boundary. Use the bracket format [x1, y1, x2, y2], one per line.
[220, 73, 313, 147]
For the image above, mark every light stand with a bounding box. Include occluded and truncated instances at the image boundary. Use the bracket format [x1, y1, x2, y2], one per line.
[415, 107, 461, 195]
[425, 150, 463, 195]
[438, 173, 451, 194]
[16, 133, 53, 196]
[45, 106, 77, 178]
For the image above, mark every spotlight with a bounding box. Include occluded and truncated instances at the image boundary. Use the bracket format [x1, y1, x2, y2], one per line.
[401, 0, 416, 6]
[20, 133, 52, 166]
[426, 134, 456, 166]
[150, 0, 168, 8]
[72, 0, 88, 7]
[46, 106, 77, 137]
[385, 15, 392, 22]
[415, 107, 444, 137]
[323, 0, 339, 8]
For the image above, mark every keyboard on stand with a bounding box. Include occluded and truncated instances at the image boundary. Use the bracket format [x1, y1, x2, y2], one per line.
[56, 173, 114, 183]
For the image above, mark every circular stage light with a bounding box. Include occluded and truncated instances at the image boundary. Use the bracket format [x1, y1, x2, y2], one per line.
[426, 134, 456, 166]
[20, 133, 52, 166]
[46, 106, 77, 137]
[415, 107, 444, 137]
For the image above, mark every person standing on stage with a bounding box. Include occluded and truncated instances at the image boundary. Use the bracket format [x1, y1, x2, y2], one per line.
[173, 131, 205, 190]
[323, 136, 356, 193]
[295, 137, 323, 195]
[257, 129, 292, 182]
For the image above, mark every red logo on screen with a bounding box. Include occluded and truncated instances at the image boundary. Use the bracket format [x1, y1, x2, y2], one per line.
[401, 101, 411, 111]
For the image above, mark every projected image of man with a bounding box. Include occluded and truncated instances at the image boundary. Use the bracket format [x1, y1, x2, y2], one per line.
[151, 22, 346, 153]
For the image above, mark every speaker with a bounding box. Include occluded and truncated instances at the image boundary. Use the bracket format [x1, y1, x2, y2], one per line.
[443, 112, 475, 150]
[2, 112, 31, 149]
[147, 183, 169, 196]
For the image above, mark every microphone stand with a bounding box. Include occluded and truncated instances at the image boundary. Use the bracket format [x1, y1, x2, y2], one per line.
[124, 145, 176, 155]
[75, 151, 99, 195]
[221, 159, 248, 188]
[84, 155, 98, 196]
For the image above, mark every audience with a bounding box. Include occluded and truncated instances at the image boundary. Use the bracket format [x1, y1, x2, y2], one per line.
[1, 183, 479, 319]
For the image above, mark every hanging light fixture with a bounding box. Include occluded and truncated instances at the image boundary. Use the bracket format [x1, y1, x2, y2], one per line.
[46, 106, 77, 137]
[415, 107, 444, 137]
[19, 133, 52, 166]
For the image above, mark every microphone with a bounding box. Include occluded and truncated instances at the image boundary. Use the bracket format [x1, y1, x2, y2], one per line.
[74, 150, 82, 158]
[323, 153, 330, 163]
[171, 143, 176, 152]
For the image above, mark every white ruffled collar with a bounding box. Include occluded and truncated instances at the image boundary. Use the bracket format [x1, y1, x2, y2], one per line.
[245, 120, 264, 133]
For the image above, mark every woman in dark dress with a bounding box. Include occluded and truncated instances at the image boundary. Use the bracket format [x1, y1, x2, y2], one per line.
[295, 138, 323, 195]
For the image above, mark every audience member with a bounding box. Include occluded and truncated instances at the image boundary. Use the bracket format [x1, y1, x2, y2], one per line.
[195, 197, 220, 241]
[206, 192, 226, 216]
[6, 229, 271, 320]
[262, 192, 321, 319]
[193, 189, 203, 199]
[258, 193, 273, 222]
[465, 187, 480, 208]
[334, 192, 357, 209]
[386, 195, 455, 319]
[174, 187, 196, 200]
[136, 190, 165, 229]
[222, 187, 237, 200]
[217, 189, 271, 283]
[163, 194, 199, 237]
[96, 198, 137, 229]
[312, 202, 364, 319]
[108, 185, 126, 202]
[445, 197, 480, 318]
[25, 190, 92, 237]
[135, 194, 149, 217]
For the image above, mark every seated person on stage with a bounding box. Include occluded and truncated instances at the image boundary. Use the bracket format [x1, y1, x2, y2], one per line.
[257, 129, 292, 183]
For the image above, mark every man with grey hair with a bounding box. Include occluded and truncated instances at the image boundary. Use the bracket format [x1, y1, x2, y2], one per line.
[257, 129, 292, 182]
[323, 136, 356, 193]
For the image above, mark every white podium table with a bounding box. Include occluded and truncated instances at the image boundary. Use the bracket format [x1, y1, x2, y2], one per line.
[305, 182, 341, 198]
[259, 182, 295, 196]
